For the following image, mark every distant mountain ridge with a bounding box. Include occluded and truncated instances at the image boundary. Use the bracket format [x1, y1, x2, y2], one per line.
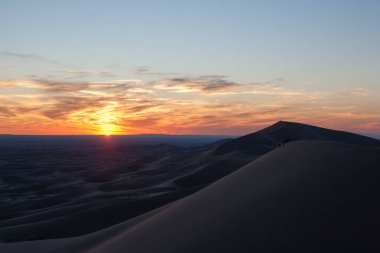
[215, 121, 380, 155]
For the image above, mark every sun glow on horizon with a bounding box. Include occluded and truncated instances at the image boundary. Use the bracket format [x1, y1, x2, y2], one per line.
[91, 103, 123, 136]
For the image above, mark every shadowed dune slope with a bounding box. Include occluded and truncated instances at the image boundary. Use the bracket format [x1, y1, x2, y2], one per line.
[173, 121, 380, 189]
[215, 121, 380, 155]
[2, 140, 380, 252]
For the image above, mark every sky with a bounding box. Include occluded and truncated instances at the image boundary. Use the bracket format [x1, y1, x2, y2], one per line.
[0, 0, 379, 135]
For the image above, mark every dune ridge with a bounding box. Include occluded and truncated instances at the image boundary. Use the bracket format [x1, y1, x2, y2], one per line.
[215, 121, 380, 155]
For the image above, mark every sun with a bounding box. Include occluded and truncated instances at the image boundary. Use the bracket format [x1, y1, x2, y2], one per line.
[93, 104, 122, 136]
[101, 123, 118, 135]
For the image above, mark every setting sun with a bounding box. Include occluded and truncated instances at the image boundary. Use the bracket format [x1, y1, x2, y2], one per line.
[99, 122, 119, 136]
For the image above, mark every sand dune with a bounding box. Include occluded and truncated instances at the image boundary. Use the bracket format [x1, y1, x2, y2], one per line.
[215, 120, 380, 155]
[2, 140, 380, 252]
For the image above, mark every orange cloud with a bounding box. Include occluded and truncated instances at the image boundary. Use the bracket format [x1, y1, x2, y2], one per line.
[0, 77, 379, 135]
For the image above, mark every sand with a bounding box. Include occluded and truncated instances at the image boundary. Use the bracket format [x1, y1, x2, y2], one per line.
[216, 120, 380, 155]
[1, 140, 380, 252]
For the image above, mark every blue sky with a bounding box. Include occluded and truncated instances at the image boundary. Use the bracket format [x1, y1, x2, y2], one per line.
[1, 0, 379, 87]
[0, 0, 379, 135]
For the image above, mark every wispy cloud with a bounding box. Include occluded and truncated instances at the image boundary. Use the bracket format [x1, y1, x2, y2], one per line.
[0, 79, 138, 93]
[0, 106, 16, 117]
[1, 52, 42, 59]
[135, 66, 178, 76]
[41, 96, 107, 119]
[0, 75, 378, 135]
[1, 51, 60, 64]
[0, 80, 16, 89]
[339, 88, 370, 97]
[152, 76, 285, 94]
[55, 69, 116, 78]
[153, 76, 243, 93]
[34, 79, 90, 92]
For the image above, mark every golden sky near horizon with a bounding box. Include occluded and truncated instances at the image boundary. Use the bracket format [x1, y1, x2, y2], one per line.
[0, 77, 379, 135]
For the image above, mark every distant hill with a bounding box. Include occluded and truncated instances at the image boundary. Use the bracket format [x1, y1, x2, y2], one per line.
[215, 121, 380, 155]
[173, 121, 380, 189]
